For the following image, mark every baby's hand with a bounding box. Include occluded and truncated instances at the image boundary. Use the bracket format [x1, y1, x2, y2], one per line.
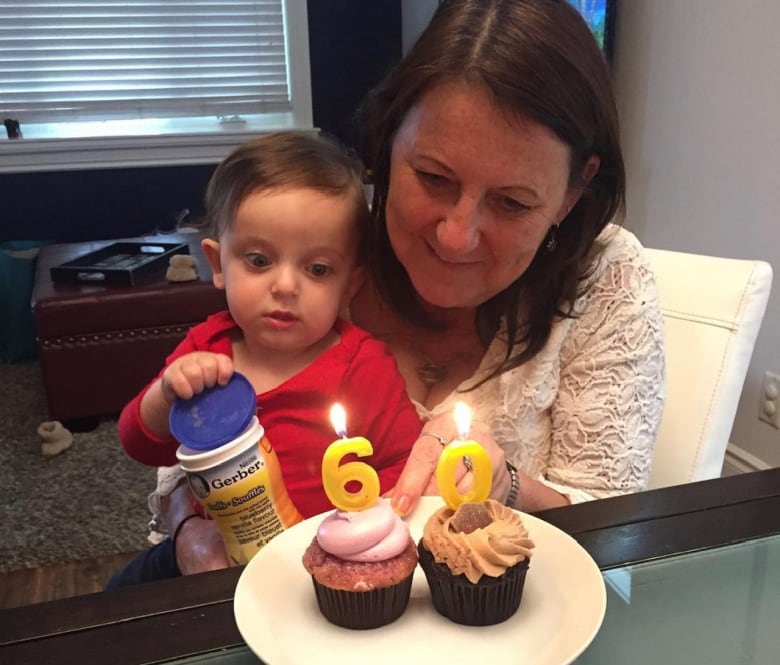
[159, 352, 233, 404]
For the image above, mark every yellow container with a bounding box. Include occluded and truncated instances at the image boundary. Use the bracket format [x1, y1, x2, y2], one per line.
[176, 415, 302, 565]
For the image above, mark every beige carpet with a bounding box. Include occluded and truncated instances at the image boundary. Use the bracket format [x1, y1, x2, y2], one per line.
[0, 361, 157, 572]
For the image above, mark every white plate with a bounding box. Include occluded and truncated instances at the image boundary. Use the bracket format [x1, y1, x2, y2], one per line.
[234, 497, 606, 665]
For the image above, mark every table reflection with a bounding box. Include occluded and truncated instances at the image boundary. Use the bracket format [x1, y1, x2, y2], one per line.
[580, 535, 780, 664]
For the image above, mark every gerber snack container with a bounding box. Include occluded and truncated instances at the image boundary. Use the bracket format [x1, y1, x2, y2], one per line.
[172, 372, 303, 565]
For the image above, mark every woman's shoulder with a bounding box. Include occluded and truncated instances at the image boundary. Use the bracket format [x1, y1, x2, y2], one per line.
[584, 224, 657, 293]
[594, 224, 649, 266]
[571, 224, 662, 327]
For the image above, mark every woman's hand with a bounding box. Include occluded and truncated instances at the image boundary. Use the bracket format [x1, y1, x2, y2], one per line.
[162, 479, 230, 575]
[389, 412, 510, 516]
[173, 516, 230, 575]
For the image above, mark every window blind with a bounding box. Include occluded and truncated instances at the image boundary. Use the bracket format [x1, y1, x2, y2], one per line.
[0, 0, 291, 125]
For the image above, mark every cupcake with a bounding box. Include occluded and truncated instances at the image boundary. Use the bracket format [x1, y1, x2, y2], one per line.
[301, 497, 418, 629]
[417, 499, 535, 626]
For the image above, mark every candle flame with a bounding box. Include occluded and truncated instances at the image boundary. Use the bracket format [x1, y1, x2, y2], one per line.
[330, 403, 348, 438]
[454, 401, 471, 440]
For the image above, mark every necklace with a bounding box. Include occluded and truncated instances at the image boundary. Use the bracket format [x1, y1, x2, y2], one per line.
[380, 320, 483, 388]
[417, 360, 449, 386]
[415, 337, 487, 387]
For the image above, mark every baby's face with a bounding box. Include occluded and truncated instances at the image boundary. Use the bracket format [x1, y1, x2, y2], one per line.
[209, 187, 362, 357]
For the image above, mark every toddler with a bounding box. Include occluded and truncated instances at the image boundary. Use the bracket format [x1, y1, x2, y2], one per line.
[119, 132, 422, 521]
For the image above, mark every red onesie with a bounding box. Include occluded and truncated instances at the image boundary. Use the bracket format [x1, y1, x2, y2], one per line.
[119, 311, 422, 519]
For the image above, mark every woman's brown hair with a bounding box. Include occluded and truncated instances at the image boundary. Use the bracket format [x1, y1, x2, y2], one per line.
[358, 0, 625, 384]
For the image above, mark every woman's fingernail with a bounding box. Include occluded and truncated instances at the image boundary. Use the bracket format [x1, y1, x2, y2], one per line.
[393, 495, 410, 516]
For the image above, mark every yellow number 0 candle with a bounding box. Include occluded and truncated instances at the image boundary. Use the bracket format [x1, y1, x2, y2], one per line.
[435, 402, 492, 510]
[322, 404, 380, 512]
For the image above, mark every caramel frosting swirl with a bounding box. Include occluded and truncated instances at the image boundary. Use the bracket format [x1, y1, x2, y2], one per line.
[421, 500, 535, 584]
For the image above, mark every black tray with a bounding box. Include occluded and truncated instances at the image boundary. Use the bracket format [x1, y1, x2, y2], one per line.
[50, 241, 190, 286]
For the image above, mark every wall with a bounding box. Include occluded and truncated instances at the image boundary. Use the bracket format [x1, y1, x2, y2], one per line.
[0, 165, 215, 242]
[612, 1, 780, 467]
[309, 1, 402, 149]
[401, 0, 437, 53]
[0, 2, 402, 244]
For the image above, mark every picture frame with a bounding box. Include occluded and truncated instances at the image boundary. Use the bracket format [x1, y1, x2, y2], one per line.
[567, 0, 617, 61]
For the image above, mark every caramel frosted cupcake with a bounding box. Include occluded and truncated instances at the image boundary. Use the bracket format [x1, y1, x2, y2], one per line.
[302, 497, 417, 629]
[418, 499, 535, 626]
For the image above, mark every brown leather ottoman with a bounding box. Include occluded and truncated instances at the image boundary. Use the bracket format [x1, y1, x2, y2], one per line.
[32, 233, 227, 424]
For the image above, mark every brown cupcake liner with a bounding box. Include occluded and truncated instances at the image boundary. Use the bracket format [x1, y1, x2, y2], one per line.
[417, 542, 530, 626]
[310, 573, 414, 630]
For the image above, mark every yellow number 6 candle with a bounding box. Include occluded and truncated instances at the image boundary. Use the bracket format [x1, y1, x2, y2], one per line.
[436, 401, 492, 510]
[322, 403, 380, 512]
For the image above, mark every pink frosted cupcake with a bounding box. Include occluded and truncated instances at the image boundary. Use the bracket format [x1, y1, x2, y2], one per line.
[301, 497, 417, 629]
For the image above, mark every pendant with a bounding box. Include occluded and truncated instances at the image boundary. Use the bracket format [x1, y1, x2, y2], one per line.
[417, 361, 447, 386]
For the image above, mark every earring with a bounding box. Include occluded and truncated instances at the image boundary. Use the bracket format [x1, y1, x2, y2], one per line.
[546, 224, 559, 252]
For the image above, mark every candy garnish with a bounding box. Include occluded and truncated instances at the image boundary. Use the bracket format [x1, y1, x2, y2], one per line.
[450, 502, 493, 533]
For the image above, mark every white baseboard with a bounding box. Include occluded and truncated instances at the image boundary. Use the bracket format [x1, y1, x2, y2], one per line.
[723, 443, 772, 476]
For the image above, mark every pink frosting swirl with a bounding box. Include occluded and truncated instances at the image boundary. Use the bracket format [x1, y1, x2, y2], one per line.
[316, 497, 410, 562]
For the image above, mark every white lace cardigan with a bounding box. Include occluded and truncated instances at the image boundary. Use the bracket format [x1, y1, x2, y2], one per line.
[414, 224, 666, 503]
[149, 224, 665, 535]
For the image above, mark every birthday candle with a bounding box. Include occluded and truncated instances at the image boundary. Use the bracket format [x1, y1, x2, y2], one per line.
[435, 401, 492, 510]
[321, 403, 380, 512]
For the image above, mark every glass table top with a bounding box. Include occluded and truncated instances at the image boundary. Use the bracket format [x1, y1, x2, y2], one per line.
[166, 533, 780, 665]
[579, 533, 780, 664]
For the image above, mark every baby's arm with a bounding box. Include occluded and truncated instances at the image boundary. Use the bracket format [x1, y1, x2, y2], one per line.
[139, 351, 234, 438]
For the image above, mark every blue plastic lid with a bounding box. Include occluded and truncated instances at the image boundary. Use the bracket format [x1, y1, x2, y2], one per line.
[169, 371, 256, 451]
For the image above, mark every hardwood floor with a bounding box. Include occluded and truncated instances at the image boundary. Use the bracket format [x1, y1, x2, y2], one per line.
[0, 551, 141, 609]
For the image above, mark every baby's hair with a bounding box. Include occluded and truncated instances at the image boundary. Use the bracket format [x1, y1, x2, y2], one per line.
[204, 132, 370, 260]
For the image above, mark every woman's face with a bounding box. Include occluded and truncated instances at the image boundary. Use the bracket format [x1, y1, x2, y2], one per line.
[386, 82, 580, 310]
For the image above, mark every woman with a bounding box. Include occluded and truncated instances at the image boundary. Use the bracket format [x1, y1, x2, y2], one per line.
[158, 0, 664, 576]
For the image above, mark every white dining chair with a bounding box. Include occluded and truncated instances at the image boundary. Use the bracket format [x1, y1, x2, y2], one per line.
[644, 247, 772, 489]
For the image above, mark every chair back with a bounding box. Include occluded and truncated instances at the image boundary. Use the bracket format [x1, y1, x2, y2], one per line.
[644, 248, 772, 489]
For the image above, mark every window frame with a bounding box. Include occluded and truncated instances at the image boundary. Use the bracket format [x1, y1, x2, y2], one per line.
[0, 0, 313, 174]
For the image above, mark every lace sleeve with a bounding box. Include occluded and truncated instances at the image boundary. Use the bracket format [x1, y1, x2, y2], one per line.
[545, 236, 666, 501]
